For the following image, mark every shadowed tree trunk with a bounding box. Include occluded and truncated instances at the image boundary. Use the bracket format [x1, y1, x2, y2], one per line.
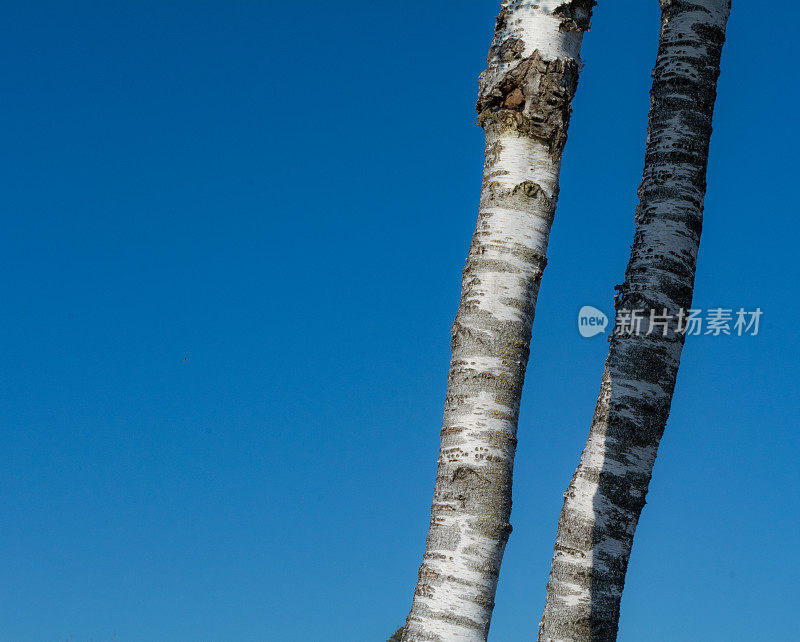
[403, 2, 596, 640]
[539, 1, 731, 640]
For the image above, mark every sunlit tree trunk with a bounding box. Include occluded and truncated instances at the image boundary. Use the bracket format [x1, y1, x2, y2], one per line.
[403, 2, 596, 640]
[539, 2, 731, 640]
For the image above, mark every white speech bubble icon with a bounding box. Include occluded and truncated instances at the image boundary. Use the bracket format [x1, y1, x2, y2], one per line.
[578, 306, 609, 338]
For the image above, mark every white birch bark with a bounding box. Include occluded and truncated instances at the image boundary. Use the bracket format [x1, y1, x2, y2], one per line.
[403, 2, 596, 640]
[539, 2, 731, 640]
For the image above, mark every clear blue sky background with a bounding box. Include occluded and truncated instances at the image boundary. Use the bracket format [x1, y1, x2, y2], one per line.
[1, 1, 798, 640]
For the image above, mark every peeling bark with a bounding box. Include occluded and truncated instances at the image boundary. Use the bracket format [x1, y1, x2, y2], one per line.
[402, 2, 595, 641]
[539, 2, 731, 640]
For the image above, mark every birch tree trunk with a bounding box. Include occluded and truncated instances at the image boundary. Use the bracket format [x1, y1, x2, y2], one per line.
[403, 2, 596, 640]
[539, 2, 731, 640]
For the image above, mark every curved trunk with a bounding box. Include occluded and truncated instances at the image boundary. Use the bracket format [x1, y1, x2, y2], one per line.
[403, 2, 596, 640]
[539, 2, 731, 640]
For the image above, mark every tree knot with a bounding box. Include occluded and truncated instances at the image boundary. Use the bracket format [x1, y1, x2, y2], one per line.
[477, 51, 580, 156]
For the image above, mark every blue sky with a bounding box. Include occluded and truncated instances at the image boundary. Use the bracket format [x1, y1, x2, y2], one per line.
[1, 1, 798, 640]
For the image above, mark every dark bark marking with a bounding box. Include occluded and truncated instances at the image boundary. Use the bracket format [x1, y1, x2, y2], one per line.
[554, 0, 598, 32]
